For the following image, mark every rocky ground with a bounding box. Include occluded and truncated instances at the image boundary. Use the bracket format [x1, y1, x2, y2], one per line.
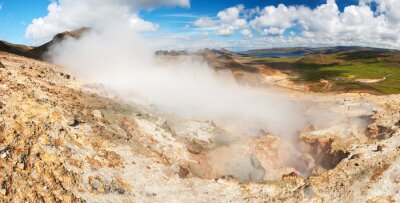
[0, 51, 399, 202]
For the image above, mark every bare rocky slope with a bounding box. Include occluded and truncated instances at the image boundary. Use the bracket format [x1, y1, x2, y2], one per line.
[0, 51, 400, 203]
[0, 28, 90, 60]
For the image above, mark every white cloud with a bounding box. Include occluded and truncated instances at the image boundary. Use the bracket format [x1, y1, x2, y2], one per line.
[188, 0, 400, 49]
[218, 25, 235, 36]
[240, 29, 253, 37]
[362, 0, 400, 25]
[300, 0, 400, 46]
[250, 4, 301, 35]
[25, 0, 188, 43]
[25, 0, 400, 49]
[152, 0, 400, 50]
[193, 17, 215, 27]
[246, 0, 400, 48]
[217, 4, 247, 36]
[217, 4, 247, 27]
[131, 0, 189, 9]
[193, 5, 249, 37]
[298, 0, 342, 34]
[243, 7, 260, 20]
[129, 14, 159, 32]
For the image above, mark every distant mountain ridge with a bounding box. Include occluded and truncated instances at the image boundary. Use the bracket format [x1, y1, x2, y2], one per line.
[0, 27, 91, 60]
[1, 28, 400, 61]
[240, 46, 400, 57]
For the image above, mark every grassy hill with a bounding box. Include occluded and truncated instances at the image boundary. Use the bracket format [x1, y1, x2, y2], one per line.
[247, 50, 400, 94]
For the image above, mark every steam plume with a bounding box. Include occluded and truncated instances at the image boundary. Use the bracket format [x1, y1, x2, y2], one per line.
[44, 6, 370, 181]
[48, 24, 307, 137]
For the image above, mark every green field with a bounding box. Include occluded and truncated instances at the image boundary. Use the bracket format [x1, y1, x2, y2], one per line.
[251, 51, 400, 94]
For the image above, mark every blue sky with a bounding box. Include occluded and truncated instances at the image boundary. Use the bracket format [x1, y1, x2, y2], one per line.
[140, 0, 359, 47]
[0, 0, 358, 43]
[0, 0, 49, 44]
[0, 0, 399, 49]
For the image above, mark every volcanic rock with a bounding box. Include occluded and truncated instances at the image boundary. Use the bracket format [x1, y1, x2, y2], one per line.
[92, 110, 104, 119]
[178, 166, 190, 178]
[186, 142, 204, 155]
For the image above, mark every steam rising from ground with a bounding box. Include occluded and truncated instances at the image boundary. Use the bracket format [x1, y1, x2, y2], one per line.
[47, 24, 371, 181]
[48, 25, 311, 137]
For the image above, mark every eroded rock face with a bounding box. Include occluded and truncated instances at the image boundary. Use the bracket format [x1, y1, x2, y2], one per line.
[0, 52, 400, 202]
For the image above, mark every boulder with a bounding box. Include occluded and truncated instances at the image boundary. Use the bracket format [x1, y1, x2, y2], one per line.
[92, 110, 104, 119]
[178, 166, 189, 178]
[186, 142, 203, 155]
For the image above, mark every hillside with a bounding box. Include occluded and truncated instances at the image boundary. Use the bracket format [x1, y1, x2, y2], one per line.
[0, 41, 33, 58]
[234, 49, 400, 94]
[26, 27, 91, 60]
[0, 27, 90, 60]
[198, 49, 258, 73]
[0, 42, 400, 202]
